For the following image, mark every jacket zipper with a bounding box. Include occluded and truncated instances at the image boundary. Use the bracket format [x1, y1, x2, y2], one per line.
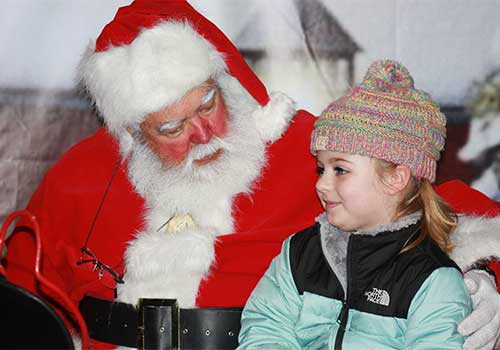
[334, 236, 353, 350]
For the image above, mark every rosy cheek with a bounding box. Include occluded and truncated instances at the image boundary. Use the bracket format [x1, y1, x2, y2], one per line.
[155, 137, 191, 163]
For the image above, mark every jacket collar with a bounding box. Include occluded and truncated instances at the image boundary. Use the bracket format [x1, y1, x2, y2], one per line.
[318, 212, 422, 293]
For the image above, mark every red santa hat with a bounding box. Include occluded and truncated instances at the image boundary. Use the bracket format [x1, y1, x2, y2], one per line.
[79, 0, 295, 153]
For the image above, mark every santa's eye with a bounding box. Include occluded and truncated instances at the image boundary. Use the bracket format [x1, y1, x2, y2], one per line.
[198, 88, 217, 115]
[316, 166, 324, 175]
[158, 120, 185, 137]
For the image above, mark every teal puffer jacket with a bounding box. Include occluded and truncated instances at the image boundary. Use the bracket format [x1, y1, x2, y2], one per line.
[238, 218, 472, 349]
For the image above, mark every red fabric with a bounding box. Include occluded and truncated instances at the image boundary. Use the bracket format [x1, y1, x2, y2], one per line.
[435, 180, 500, 292]
[6, 129, 144, 302]
[435, 180, 500, 217]
[197, 110, 323, 306]
[95, 0, 270, 107]
[492, 262, 500, 293]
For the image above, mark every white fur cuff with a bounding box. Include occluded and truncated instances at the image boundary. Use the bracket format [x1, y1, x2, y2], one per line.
[450, 215, 500, 272]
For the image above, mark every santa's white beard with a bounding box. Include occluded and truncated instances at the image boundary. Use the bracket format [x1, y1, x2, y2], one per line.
[127, 111, 266, 233]
[117, 86, 267, 306]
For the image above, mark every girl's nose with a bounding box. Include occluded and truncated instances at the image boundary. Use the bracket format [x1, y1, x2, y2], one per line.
[316, 174, 332, 194]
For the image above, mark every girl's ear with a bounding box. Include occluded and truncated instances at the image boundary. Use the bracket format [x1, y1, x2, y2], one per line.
[384, 165, 412, 195]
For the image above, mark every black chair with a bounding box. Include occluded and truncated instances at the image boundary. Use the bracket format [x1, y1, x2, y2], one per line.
[0, 210, 88, 350]
[0, 275, 74, 349]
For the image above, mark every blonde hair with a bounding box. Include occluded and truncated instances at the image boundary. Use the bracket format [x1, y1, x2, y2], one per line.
[374, 160, 457, 254]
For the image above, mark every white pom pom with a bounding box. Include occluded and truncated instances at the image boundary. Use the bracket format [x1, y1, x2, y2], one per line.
[253, 92, 296, 143]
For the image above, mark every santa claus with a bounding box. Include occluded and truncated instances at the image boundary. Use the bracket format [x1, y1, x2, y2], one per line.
[5, 1, 500, 349]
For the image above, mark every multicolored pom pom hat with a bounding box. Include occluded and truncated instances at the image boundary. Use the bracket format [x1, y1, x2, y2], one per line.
[310, 59, 446, 183]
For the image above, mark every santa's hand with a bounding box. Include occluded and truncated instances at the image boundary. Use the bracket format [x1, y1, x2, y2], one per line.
[458, 270, 500, 350]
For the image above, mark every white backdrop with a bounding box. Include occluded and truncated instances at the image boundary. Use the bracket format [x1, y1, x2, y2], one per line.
[1, 0, 499, 112]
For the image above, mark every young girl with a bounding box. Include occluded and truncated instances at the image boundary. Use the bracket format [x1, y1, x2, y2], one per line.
[237, 60, 472, 349]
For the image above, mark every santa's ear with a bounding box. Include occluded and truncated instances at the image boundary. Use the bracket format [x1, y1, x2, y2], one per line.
[126, 124, 146, 143]
[126, 126, 135, 136]
[383, 164, 412, 195]
[119, 125, 143, 158]
[126, 124, 140, 136]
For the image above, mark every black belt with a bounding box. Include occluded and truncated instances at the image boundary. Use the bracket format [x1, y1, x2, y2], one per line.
[79, 296, 243, 349]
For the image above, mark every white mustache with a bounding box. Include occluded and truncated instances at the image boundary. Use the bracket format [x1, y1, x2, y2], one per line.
[186, 136, 232, 162]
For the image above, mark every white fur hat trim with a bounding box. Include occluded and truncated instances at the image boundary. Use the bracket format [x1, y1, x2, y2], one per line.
[451, 215, 500, 271]
[254, 91, 296, 143]
[79, 21, 227, 136]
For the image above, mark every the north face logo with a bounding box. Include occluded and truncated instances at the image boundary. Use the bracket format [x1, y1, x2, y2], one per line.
[364, 287, 390, 306]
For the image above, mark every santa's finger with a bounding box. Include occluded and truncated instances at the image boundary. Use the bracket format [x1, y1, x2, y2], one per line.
[463, 322, 499, 350]
[464, 275, 480, 295]
[467, 339, 496, 350]
[459, 303, 496, 336]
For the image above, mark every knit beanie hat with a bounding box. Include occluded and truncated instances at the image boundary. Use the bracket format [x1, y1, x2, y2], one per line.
[310, 59, 446, 183]
[79, 0, 295, 154]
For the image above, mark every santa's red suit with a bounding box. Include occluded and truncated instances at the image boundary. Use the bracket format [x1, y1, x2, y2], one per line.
[4, 0, 500, 349]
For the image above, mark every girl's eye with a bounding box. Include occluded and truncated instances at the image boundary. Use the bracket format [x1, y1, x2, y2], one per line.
[334, 166, 347, 175]
[316, 166, 324, 175]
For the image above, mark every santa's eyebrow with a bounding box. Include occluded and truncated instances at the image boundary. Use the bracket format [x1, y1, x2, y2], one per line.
[200, 87, 216, 105]
[157, 87, 217, 133]
[158, 119, 184, 132]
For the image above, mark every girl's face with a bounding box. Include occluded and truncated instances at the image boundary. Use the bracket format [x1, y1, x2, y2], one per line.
[315, 150, 399, 232]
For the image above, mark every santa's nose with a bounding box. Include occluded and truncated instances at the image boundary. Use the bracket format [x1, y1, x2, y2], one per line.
[189, 116, 213, 144]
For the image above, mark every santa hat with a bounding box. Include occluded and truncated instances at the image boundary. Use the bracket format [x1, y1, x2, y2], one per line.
[79, 0, 295, 154]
